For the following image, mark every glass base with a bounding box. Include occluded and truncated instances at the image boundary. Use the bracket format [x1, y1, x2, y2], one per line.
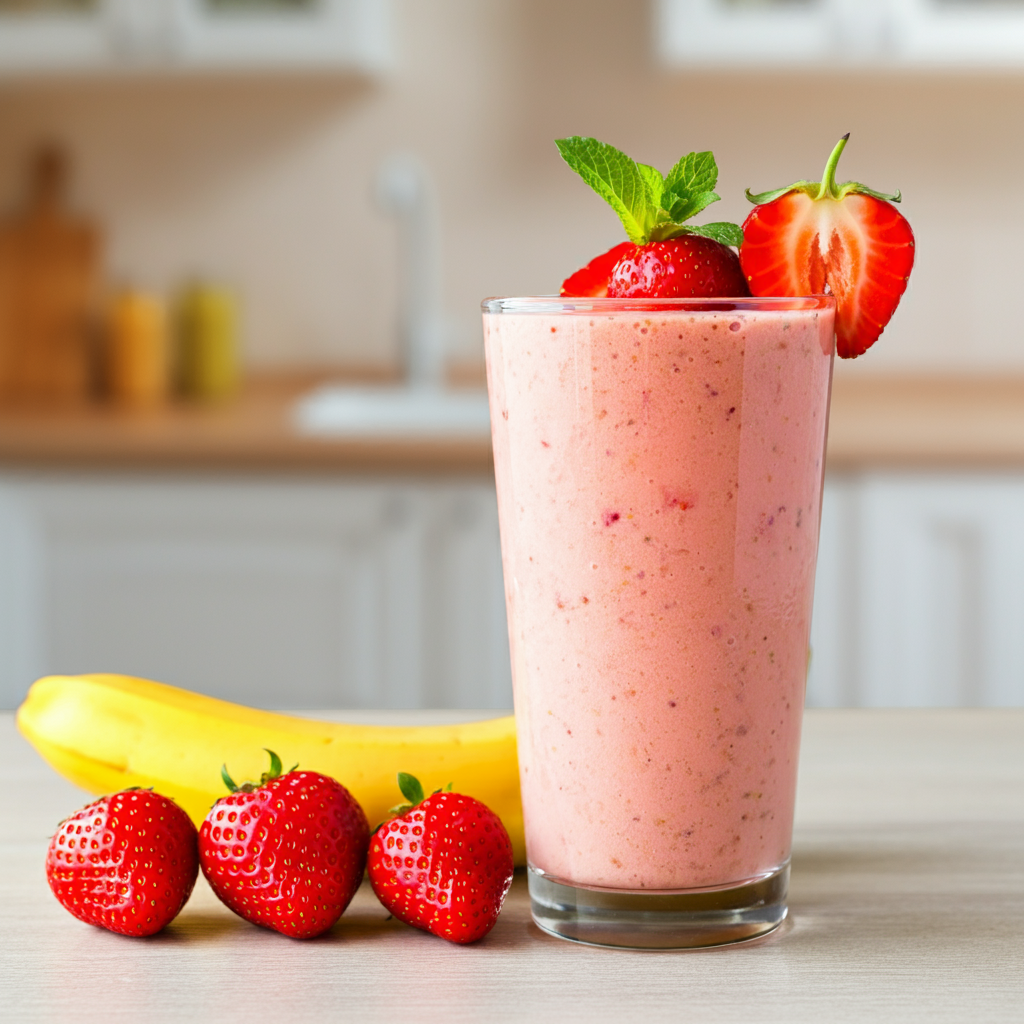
[528, 861, 789, 950]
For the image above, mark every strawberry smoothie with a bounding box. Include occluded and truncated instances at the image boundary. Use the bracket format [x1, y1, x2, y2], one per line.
[484, 296, 834, 893]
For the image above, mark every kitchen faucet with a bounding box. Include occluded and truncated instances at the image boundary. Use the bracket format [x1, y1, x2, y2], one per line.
[375, 154, 450, 390]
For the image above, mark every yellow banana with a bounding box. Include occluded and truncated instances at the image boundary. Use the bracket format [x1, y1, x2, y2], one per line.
[17, 673, 525, 864]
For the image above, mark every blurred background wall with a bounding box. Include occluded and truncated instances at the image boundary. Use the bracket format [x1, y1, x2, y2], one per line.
[2, 0, 1023, 712]
[0, 0, 1015, 378]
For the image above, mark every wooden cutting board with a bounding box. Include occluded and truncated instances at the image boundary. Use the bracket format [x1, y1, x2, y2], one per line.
[0, 147, 100, 405]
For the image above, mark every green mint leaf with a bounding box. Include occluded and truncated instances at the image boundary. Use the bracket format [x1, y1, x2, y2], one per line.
[662, 152, 721, 225]
[664, 189, 721, 224]
[397, 772, 425, 806]
[680, 222, 745, 247]
[665, 150, 719, 197]
[556, 136, 657, 244]
[636, 162, 665, 209]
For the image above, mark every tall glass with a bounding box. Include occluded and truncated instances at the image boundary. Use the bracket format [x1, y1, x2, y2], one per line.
[483, 296, 835, 949]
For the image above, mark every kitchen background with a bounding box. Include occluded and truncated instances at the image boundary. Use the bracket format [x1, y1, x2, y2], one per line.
[1, 0, 1023, 711]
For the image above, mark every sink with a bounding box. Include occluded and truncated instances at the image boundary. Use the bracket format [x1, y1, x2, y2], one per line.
[293, 385, 492, 439]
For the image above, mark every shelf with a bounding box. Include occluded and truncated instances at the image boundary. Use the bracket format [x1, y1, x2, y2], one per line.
[0, 0, 392, 78]
[655, 0, 1024, 70]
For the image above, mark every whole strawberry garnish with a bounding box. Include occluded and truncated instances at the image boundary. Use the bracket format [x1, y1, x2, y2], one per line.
[199, 750, 369, 939]
[46, 789, 198, 937]
[608, 236, 748, 298]
[368, 773, 514, 945]
[560, 240, 633, 297]
[557, 136, 748, 299]
[740, 133, 915, 358]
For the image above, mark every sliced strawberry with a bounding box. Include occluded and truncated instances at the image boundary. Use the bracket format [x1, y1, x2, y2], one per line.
[561, 241, 633, 297]
[740, 134, 915, 358]
[607, 237, 749, 299]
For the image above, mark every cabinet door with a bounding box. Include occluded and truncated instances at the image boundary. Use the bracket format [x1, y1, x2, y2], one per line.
[857, 475, 1024, 707]
[809, 473, 1024, 708]
[0, 474, 511, 711]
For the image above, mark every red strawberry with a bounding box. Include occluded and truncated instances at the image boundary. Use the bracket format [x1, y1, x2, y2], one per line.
[606, 236, 749, 299]
[740, 133, 915, 358]
[367, 773, 514, 945]
[199, 750, 369, 939]
[556, 137, 748, 300]
[46, 789, 198, 937]
[561, 241, 633, 297]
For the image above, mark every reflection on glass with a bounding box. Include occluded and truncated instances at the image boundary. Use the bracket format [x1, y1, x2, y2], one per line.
[0, 0, 96, 11]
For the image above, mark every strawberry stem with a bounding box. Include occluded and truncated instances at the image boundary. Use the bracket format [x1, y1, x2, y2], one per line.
[816, 133, 850, 201]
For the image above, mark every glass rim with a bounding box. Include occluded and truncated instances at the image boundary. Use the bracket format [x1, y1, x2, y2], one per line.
[482, 295, 835, 314]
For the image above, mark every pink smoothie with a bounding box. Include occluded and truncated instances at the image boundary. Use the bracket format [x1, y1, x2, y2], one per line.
[484, 298, 834, 891]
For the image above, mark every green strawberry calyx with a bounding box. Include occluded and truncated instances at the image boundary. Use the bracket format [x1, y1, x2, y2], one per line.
[745, 133, 902, 206]
[220, 748, 298, 794]
[386, 772, 453, 817]
[556, 135, 743, 248]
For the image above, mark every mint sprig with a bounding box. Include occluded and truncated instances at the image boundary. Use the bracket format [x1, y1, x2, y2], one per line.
[556, 136, 742, 248]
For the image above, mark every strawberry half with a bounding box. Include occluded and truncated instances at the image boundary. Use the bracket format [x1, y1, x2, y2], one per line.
[556, 137, 747, 299]
[740, 134, 915, 358]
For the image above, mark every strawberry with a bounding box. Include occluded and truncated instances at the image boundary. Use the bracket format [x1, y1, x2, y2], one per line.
[561, 241, 633, 297]
[556, 136, 748, 299]
[606, 236, 748, 299]
[740, 133, 915, 358]
[367, 773, 515, 945]
[46, 789, 198, 937]
[199, 750, 369, 939]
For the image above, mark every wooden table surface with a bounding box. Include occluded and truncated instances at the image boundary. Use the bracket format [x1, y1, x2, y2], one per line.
[3, 708, 1023, 1023]
[3, 372, 1024, 474]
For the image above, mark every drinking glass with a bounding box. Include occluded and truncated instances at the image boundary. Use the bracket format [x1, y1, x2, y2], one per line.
[483, 295, 835, 949]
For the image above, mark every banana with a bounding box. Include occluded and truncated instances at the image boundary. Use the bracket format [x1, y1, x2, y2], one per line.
[17, 673, 525, 864]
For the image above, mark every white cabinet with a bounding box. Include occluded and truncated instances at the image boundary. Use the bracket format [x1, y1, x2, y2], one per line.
[0, 473, 511, 711]
[809, 473, 1024, 708]
[4, 469, 1023, 711]
[0, 0, 391, 77]
[655, 0, 1024, 69]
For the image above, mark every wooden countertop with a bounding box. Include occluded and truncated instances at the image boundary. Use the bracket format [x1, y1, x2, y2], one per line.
[4, 708, 1023, 1023]
[0, 372, 494, 476]
[825, 373, 1024, 471]
[2, 370, 1024, 474]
